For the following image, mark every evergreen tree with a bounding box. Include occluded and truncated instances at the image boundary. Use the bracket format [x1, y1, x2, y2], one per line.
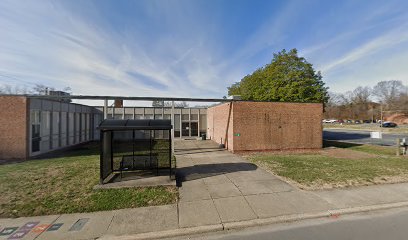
[228, 49, 329, 103]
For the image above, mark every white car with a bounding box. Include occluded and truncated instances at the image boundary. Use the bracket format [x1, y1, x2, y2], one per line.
[323, 119, 337, 123]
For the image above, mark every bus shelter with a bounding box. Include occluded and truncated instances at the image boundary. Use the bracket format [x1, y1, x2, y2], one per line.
[98, 119, 172, 184]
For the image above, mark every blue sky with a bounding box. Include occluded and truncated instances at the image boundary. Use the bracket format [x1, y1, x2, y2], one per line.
[1, 0, 408, 99]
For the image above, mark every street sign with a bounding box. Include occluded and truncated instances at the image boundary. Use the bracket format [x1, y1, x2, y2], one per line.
[370, 132, 382, 139]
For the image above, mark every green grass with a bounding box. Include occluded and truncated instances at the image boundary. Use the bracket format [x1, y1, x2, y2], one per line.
[249, 142, 408, 189]
[0, 143, 178, 218]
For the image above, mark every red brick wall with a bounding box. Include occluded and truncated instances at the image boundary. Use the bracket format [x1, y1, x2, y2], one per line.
[206, 103, 233, 150]
[0, 96, 29, 159]
[207, 102, 322, 152]
[232, 102, 322, 151]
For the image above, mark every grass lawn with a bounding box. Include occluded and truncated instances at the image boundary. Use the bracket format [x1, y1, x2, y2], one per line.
[248, 141, 408, 190]
[0, 142, 178, 218]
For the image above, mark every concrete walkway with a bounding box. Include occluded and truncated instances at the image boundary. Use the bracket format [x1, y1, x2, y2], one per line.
[2, 140, 408, 240]
[174, 140, 332, 227]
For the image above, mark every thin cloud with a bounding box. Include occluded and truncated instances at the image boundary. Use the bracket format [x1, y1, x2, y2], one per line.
[320, 24, 408, 73]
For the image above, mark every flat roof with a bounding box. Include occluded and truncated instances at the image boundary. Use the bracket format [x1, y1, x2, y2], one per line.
[0, 94, 323, 104]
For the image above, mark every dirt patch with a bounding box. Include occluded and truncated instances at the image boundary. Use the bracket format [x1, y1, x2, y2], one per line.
[321, 147, 376, 159]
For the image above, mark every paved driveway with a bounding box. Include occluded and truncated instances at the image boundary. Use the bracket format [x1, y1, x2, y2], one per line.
[174, 140, 333, 228]
[324, 129, 408, 146]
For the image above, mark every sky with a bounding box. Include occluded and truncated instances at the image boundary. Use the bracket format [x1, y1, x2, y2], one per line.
[1, 0, 408, 100]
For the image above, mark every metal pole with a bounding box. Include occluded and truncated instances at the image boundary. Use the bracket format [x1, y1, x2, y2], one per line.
[104, 99, 108, 119]
[380, 104, 383, 145]
[198, 109, 200, 137]
[397, 138, 401, 156]
[171, 101, 175, 156]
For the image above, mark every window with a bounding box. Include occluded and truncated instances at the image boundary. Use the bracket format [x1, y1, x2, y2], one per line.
[191, 114, 198, 121]
[40, 111, 51, 151]
[181, 114, 189, 121]
[31, 110, 40, 152]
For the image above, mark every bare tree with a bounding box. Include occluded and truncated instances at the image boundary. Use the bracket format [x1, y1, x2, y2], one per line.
[163, 101, 189, 107]
[372, 80, 404, 108]
[152, 100, 164, 107]
[324, 87, 373, 120]
[351, 86, 371, 104]
[32, 84, 55, 95]
[0, 84, 30, 94]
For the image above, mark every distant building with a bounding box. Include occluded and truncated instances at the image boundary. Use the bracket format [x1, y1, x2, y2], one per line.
[47, 90, 71, 103]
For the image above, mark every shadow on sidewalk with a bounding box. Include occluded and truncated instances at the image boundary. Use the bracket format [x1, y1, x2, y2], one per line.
[175, 162, 257, 187]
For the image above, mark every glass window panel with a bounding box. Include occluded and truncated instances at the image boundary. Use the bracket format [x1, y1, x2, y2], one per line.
[199, 114, 207, 130]
[124, 114, 133, 119]
[174, 114, 180, 130]
[114, 114, 123, 119]
[41, 111, 50, 137]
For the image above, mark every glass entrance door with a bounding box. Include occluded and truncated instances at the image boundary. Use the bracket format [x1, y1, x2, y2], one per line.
[182, 122, 190, 137]
[191, 122, 198, 136]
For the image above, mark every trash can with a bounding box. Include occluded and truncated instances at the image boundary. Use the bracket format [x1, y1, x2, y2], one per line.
[201, 133, 206, 140]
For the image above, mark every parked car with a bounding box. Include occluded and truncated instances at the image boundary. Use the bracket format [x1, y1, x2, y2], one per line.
[354, 120, 361, 124]
[338, 119, 344, 123]
[363, 120, 371, 123]
[346, 120, 353, 123]
[381, 121, 397, 128]
[323, 119, 337, 123]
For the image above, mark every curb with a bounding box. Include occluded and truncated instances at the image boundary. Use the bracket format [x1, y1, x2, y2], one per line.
[97, 201, 408, 240]
[97, 224, 224, 240]
[328, 201, 408, 216]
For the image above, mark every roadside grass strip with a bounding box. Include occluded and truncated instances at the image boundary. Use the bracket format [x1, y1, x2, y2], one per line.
[0, 143, 178, 218]
[249, 142, 408, 190]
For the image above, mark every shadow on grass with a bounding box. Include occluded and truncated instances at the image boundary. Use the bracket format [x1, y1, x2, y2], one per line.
[323, 140, 363, 149]
[0, 141, 100, 166]
[33, 141, 100, 159]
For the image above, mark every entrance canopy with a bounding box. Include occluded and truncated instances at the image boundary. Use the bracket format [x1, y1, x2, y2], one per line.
[99, 119, 173, 184]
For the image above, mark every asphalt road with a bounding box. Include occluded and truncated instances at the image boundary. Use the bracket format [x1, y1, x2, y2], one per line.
[183, 207, 408, 240]
[323, 129, 408, 146]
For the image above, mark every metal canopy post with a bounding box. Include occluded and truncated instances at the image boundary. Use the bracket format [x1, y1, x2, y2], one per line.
[104, 99, 108, 119]
[169, 129, 172, 177]
[171, 101, 175, 156]
[99, 130, 104, 184]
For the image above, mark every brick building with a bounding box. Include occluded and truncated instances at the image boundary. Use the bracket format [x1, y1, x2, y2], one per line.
[207, 102, 323, 152]
[0, 96, 102, 160]
[0, 95, 322, 159]
[0, 96, 207, 160]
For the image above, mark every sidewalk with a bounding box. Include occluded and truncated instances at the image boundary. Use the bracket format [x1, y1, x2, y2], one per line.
[2, 140, 408, 240]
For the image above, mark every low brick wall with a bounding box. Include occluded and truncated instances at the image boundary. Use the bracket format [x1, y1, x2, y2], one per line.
[207, 102, 323, 152]
[0, 96, 29, 159]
